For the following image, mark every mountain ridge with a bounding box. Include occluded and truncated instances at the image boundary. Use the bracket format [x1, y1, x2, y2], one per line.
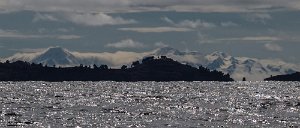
[2, 46, 299, 81]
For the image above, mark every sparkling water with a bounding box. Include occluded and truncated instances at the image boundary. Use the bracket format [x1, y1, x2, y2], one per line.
[0, 81, 299, 127]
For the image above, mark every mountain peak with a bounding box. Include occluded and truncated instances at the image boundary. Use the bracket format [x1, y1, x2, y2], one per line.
[44, 46, 68, 53]
[32, 47, 78, 66]
[39, 47, 73, 58]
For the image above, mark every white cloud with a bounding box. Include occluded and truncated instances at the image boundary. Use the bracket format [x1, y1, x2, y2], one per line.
[0, 29, 46, 38]
[165, 5, 248, 13]
[154, 42, 169, 47]
[9, 48, 46, 53]
[118, 27, 192, 33]
[31, 12, 136, 26]
[0, 29, 81, 40]
[177, 19, 216, 29]
[198, 35, 284, 44]
[163, 17, 216, 29]
[218, 36, 281, 42]
[106, 39, 145, 48]
[264, 43, 282, 52]
[66, 13, 136, 26]
[161, 17, 175, 24]
[38, 28, 73, 33]
[56, 35, 81, 40]
[33, 13, 59, 22]
[72, 51, 149, 67]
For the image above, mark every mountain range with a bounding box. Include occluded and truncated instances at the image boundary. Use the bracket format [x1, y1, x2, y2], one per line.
[3, 47, 299, 81]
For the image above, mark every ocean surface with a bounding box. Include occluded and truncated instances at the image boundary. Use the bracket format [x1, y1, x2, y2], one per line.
[0, 81, 299, 128]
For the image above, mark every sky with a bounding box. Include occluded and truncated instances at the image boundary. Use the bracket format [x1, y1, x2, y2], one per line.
[0, 0, 300, 64]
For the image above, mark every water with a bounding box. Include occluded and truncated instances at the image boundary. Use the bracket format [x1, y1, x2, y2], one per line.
[0, 81, 299, 127]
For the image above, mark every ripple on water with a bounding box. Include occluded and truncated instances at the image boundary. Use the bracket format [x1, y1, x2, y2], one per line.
[0, 81, 299, 127]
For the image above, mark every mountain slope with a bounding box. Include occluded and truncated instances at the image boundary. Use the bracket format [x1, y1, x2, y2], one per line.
[204, 53, 298, 81]
[151, 47, 299, 81]
[3, 47, 299, 81]
[32, 47, 80, 66]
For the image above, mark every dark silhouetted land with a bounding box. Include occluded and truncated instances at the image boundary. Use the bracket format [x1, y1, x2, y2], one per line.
[0, 57, 234, 81]
[264, 72, 300, 81]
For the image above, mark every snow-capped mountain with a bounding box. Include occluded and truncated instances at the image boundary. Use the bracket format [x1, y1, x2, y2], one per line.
[7, 47, 81, 66]
[4, 46, 147, 67]
[32, 47, 80, 66]
[150, 48, 300, 81]
[203, 52, 299, 81]
[3, 46, 299, 81]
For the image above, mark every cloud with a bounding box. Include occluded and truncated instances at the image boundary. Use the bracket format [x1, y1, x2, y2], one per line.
[162, 17, 216, 29]
[32, 12, 136, 26]
[106, 39, 145, 48]
[2, 0, 300, 13]
[177, 19, 216, 29]
[243, 13, 272, 23]
[0, 29, 81, 40]
[56, 35, 81, 40]
[218, 36, 281, 42]
[118, 27, 192, 33]
[9, 48, 46, 53]
[33, 13, 59, 22]
[264, 43, 282, 52]
[198, 35, 284, 44]
[66, 13, 136, 26]
[154, 42, 169, 47]
[221, 21, 239, 27]
[0, 29, 47, 39]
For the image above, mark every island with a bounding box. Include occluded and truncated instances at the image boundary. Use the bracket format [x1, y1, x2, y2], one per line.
[0, 56, 234, 81]
[264, 72, 300, 81]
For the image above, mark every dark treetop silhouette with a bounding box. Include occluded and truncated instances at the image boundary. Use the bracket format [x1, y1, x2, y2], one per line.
[0, 56, 234, 81]
[265, 72, 300, 81]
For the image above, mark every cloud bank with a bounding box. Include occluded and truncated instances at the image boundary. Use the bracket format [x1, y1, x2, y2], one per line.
[119, 27, 192, 33]
[162, 17, 216, 29]
[264, 43, 282, 52]
[0, 29, 81, 40]
[106, 39, 145, 48]
[33, 13, 136, 26]
[67, 13, 136, 26]
[1, 0, 300, 13]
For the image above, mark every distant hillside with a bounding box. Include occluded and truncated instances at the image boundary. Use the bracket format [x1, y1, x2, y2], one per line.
[264, 72, 300, 81]
[0, 57, 233, 82]
[3, 46, 299, 81]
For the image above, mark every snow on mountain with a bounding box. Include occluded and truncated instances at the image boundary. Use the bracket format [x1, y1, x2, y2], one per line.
[3, 46, 299, 81]
[204, 53, 299, 81]
[4, 47, 148, 67]
[6, 47, 80, 66]
[32, 47, 80, 66]
[151, 47, 300, 81]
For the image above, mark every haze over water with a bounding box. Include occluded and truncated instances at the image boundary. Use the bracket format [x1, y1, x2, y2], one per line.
[0, 81, 299, 127]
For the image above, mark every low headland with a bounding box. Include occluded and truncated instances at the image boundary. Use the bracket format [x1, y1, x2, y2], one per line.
[264, 72, 300, 81]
